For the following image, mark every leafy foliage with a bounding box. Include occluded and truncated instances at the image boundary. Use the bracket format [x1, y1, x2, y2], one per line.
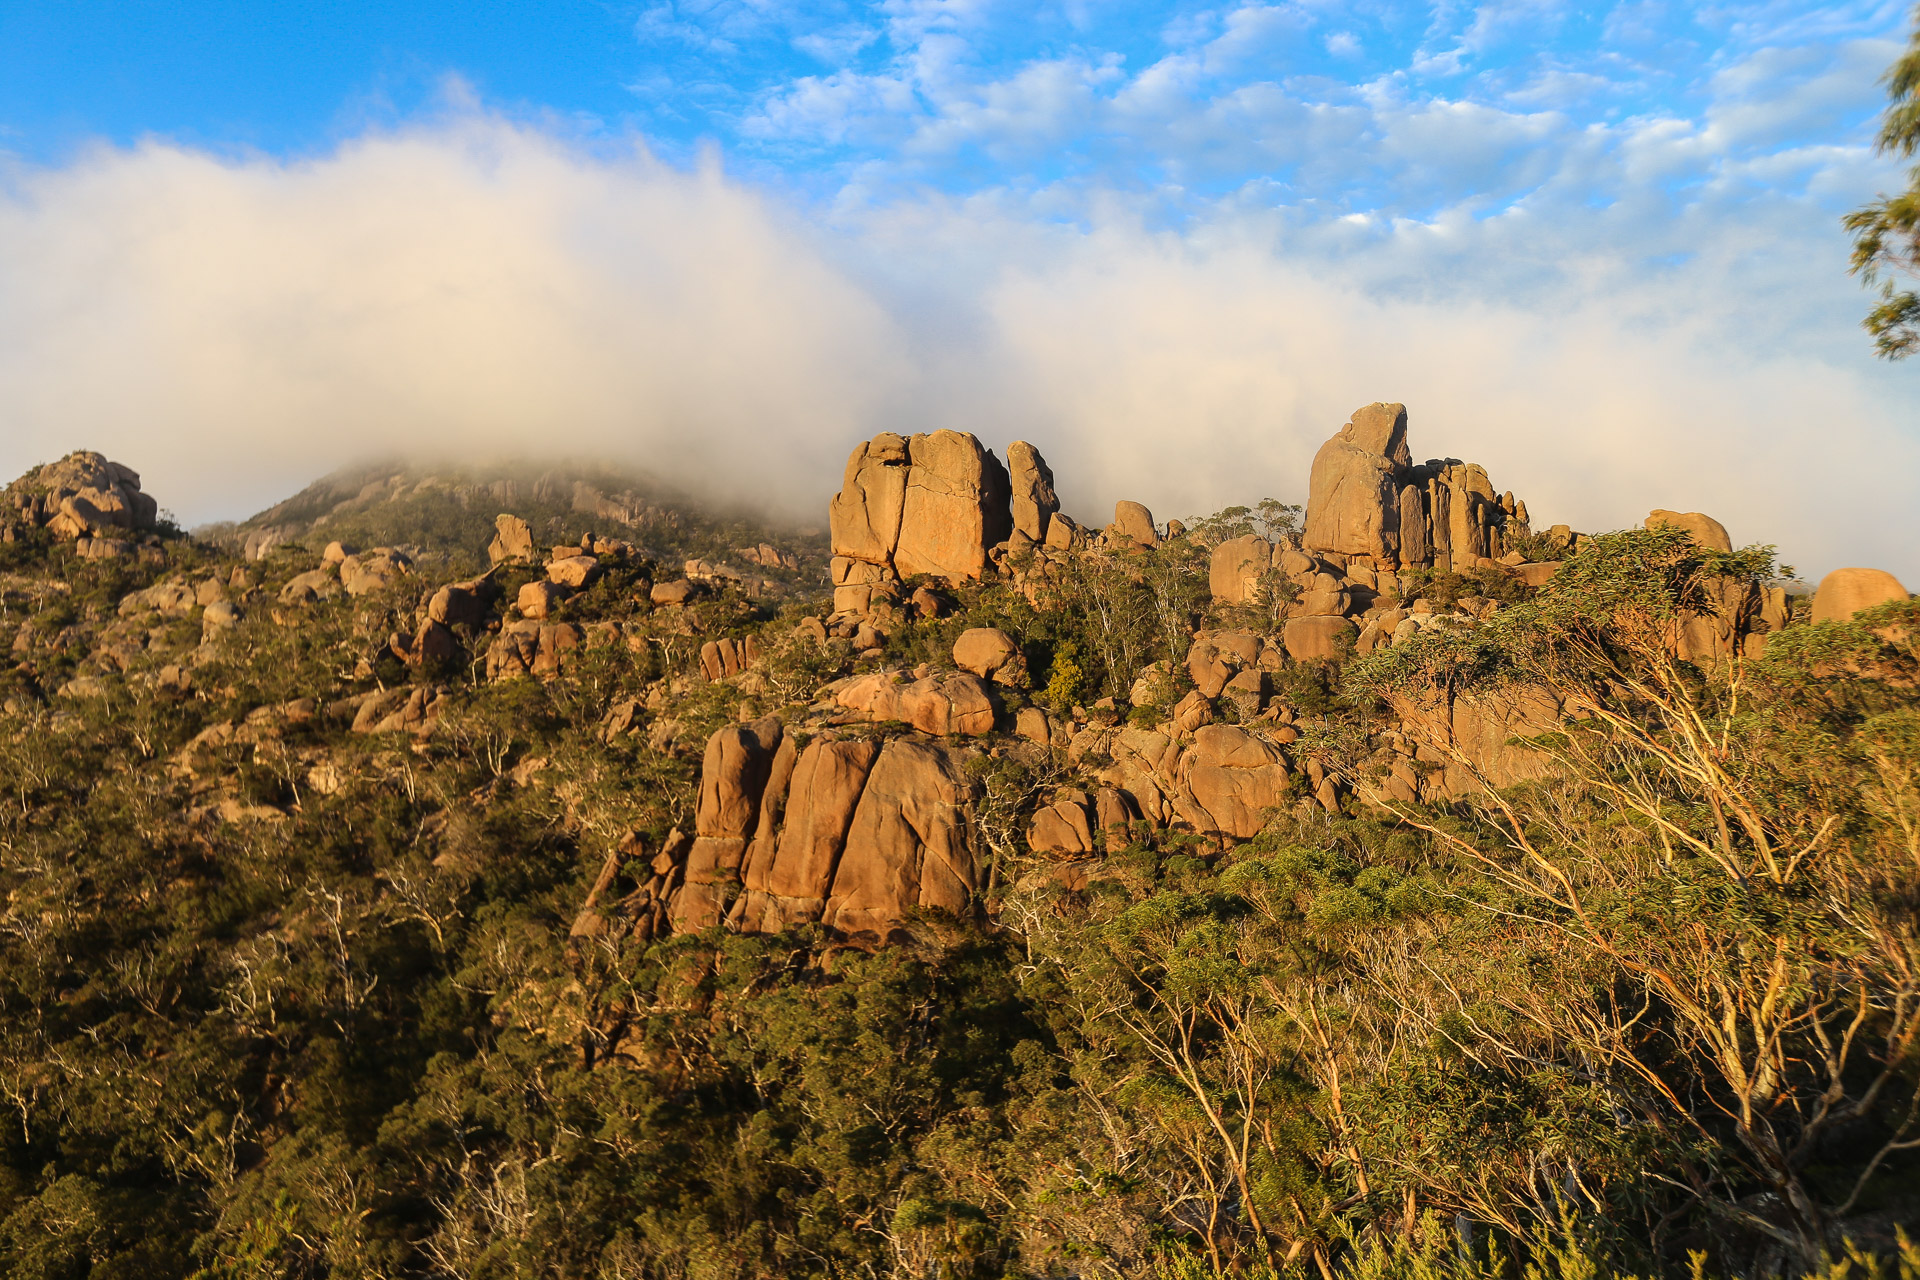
[1846, 12, 1920, 358]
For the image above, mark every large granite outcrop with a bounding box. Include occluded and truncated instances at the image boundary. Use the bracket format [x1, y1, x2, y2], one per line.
[830, 430, 1014, 597]
[1303, 402, 1412, 562]
[4, 452, 161, 550]
[1006, 441, 1059, 546]
[658, 718, 986, 942]
[1300, 401, 1531, 573]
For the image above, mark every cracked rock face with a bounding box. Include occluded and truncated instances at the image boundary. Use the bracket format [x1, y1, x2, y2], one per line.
[661, 718, 984, 942]
[829, 430, 1028, 586]
[1303, 402, 1410, 562]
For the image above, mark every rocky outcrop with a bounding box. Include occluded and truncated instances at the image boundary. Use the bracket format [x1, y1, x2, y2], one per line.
[1211, 534, 1279, 605]
[658, 722, 985, 941]
[1006, 441, 1058, 546]
[340, 548, 412, 596]
[827, 670, 997, 737]
[671, 717, 788, 932]
[896, 430, 1014, 579]
[1176, 725, 1292, 839]
[830, 432, 1054, 612]
[1646, 510, 1733, 554]
[952, 628, 1024, 684]
[4, 452, 160, 543]
[830, 429, 1012, 585]
[487, 514, 536, 565]
[1812, 568, 1910, 623]
[1112, 501, 1159, 548]
[819, 740, 981, 939]
[732, 738, 882, 932]
[1297, 402, 1531, 576]
[1304, 403, 1411, 562]
[699, 636, 762, 682]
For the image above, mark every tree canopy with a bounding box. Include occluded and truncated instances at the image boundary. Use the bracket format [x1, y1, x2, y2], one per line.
[1847, 7, 1920, 358]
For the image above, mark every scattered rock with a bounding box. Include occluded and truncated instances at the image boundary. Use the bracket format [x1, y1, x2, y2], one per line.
[488, 514, 536, 565]
[279, 567, 340, 605]
[339, 548, 412, 596]
[547, 555, 601, 589]
[952, 627, 1021, 682]
[650, 578, 697, 606]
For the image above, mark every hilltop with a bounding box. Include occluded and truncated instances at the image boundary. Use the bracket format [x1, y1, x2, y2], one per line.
[197, 457, 826, 587]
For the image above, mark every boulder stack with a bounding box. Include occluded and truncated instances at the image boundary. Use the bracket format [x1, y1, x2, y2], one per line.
[1301, 402, 1529, 573]
[4, 452, 160, 546]
[830, 430, 1020, 609]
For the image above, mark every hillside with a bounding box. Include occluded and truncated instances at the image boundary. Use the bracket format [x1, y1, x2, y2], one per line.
[197, 458, 826, 589]
[0, 418, 1914, 1280]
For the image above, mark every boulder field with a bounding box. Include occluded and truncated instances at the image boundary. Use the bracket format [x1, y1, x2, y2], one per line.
[4, 413, 1909, 950]
[624, 402, 1908, 945]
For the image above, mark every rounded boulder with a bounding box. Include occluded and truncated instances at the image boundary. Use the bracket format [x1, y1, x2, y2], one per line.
[1812, 568, 1910, 623]
[952, 627, 1019, 679]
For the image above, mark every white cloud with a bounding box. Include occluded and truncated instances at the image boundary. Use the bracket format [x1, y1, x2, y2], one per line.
[0, 106, 1913, 584]
[794, 22, 883, 63]
[0, 118, 912, 523]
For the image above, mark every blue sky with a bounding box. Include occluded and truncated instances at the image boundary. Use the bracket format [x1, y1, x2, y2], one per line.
[5, 2, 1903, 215]
[0, 2, 1916, 576]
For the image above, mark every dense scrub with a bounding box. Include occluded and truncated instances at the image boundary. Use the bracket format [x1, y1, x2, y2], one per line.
[0, 501, 1912, 1279]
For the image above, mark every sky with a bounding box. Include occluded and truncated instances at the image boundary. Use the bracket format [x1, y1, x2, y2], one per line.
[0, 1, 1916, 580]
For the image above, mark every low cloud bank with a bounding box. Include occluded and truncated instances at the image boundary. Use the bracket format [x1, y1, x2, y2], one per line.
[0, 112, 1911, 580]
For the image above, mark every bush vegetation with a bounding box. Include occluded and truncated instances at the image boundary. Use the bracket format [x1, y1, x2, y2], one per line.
[0, 497, 1910, 1280]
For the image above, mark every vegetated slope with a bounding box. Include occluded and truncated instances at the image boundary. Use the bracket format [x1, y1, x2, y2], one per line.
[198, 458, 828, 585]
[0, 441, 1914, 1280]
